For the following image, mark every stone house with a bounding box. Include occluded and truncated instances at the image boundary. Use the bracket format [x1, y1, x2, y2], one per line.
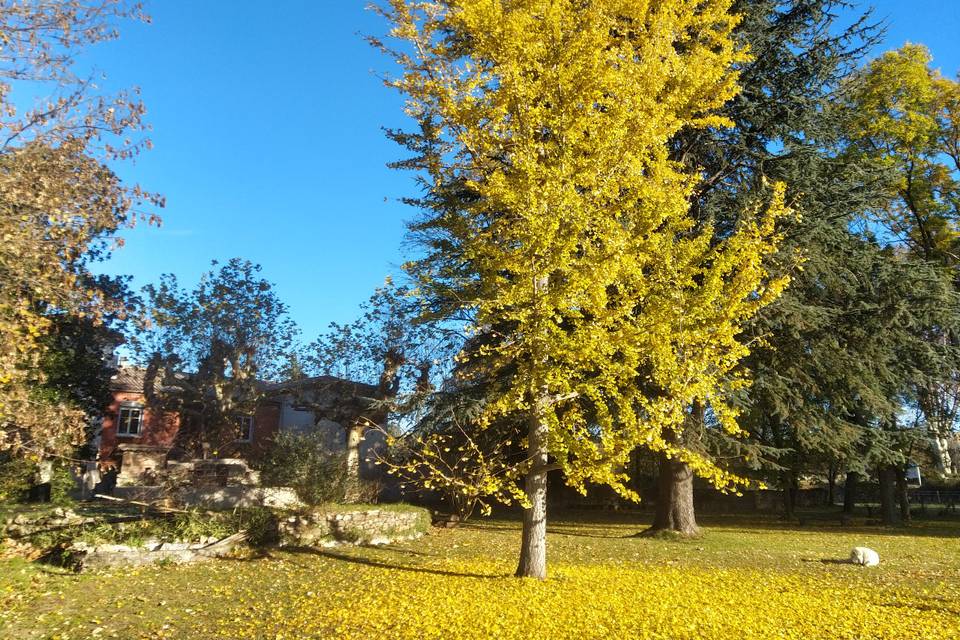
[266, 375, 388, 472]
[98, 368, 384, 486]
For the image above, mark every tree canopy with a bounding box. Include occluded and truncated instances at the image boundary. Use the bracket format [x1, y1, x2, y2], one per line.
[134, 258, 297, 454]
[0, 1, 158, 460]
[375, 0, 791, 578]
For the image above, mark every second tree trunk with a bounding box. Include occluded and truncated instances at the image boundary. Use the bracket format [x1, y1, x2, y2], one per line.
[344, 423, 363, 503]
[878, 465, 901, 526]
[645, 452, 699, 537]
[843, 471, 858, 514]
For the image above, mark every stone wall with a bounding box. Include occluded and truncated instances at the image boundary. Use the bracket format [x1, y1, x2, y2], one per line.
[3, 504, 430, 571]
[68, 534, 244, 571]
[278, 506, 430, 547]
[175, 485, 302, 510]
[109, 457, 302, 510]
[2, 508, 95, 538]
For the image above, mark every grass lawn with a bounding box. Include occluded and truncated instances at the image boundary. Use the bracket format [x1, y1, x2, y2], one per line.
[2, 511, 958, 639]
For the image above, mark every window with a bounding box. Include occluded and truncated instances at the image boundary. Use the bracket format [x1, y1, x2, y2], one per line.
[236, 415, 254, 443]
[117, 404, 143, 437]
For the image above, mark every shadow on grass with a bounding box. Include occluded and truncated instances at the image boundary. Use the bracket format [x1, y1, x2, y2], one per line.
[367, 544, 431, 557]
[873, 594, 960, 615]
[694, 514, 960, 540]
[461, 514, 642, 535]
[283, 546, 507, 580]
[216, 550, 276, 562]
[458, 521, 519, 533]
[460, 509, 959, 540]
[546, 526, 634, 540]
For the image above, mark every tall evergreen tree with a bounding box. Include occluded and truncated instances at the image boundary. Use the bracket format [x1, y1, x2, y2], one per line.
[733, 36, 960, 526]
[374, 0, 787, 579]
[641, 0, 887, 534]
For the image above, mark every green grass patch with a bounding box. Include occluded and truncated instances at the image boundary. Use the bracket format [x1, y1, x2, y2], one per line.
[1, 511, 958, 639]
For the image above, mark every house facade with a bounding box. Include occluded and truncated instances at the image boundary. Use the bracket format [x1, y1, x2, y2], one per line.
[98, 367, 383, 483]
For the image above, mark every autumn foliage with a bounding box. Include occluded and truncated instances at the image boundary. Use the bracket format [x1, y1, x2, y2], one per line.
[375, 0, 790, 576]
[0, 2, 158, 457]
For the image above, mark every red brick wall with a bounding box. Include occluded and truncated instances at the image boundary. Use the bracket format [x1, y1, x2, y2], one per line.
[99, 391, 180, 468]
[218, 401, 281, 460]
[100, 393, 282, 467]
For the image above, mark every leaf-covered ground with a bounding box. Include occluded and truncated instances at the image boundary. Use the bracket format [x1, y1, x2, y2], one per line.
[2, 511, 958, 639]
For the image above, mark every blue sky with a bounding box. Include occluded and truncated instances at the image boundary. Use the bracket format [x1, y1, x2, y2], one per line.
[83, 1, 960, 341]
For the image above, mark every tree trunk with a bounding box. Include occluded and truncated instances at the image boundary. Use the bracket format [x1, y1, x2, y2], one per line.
[629, 447, 643, 495]
[932, 431, 954, 476]
[782, 471, 797, 519]
[643, 404, 701, 536]
[895, 468, 911, 523]
[643, 452, 699, 536]
[343, 423, 364, 503]
[843, 471, 857, 514]
[878, 465, 901, 526]
[516, 413, 549, 580]
[827, 462, 837, 507]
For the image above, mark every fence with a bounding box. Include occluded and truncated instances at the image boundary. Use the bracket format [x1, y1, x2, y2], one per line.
[908, 489, 960, 511]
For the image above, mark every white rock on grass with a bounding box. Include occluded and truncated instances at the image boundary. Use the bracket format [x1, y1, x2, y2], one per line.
[850, 547, 880, 567]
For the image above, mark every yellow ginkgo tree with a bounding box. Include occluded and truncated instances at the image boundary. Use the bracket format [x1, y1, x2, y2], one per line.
[373, 0, 790, 579]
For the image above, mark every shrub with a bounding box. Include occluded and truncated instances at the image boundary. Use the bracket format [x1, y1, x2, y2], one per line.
[258, 431, 349, 505]
[355, 478, 383, 504]
[0, 456, 34, 503]
[232, 507, 279, 547]
[0, 456, 76, 505]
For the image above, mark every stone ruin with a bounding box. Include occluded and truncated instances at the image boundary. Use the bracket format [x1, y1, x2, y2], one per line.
[68, 533, 246, 571]
[61, 506, 430, 571]
[2, 507, 95, 538]
[2, 504, 431, 571]
[3, 448, 428, 571]
[278, 507, 430, 547]
[111, 455, 301, 510]
[115, 444, 169, 487]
